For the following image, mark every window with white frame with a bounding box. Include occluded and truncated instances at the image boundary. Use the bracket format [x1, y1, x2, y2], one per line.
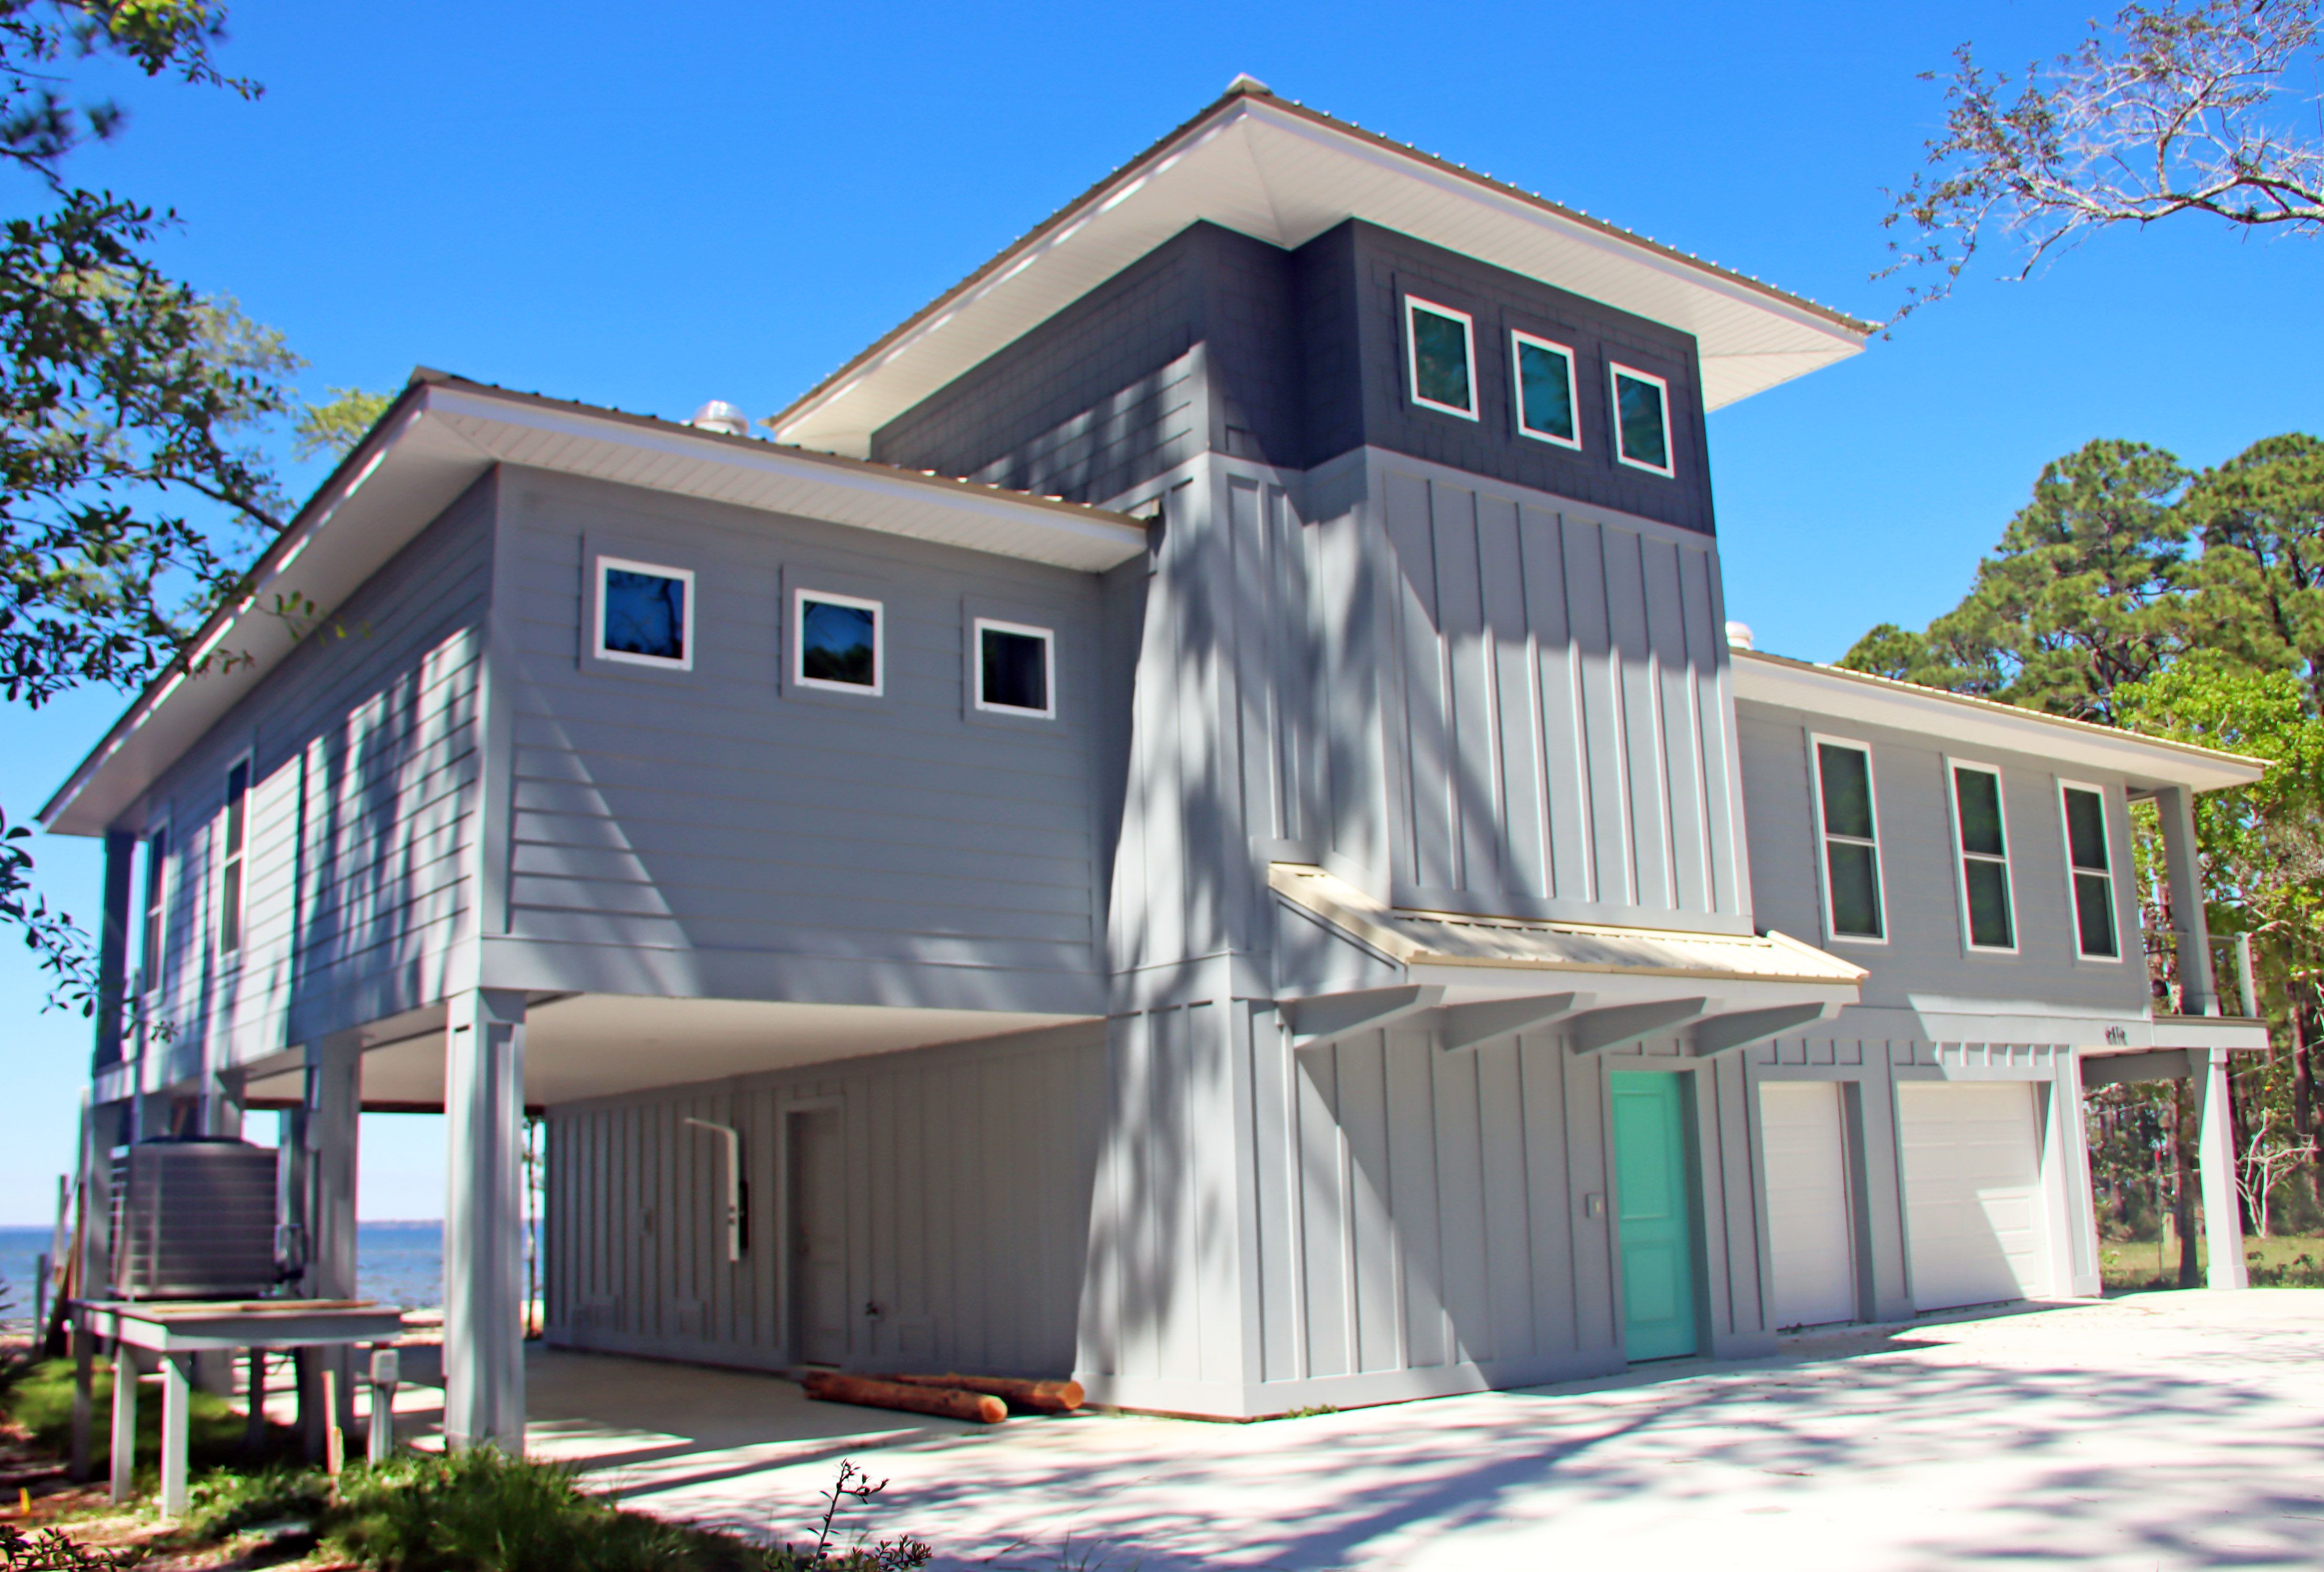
[795, 588, 883, 694]
[595, 557, 694, 669]
[1404, 297, 1477, 420]
[2059, 783, 2120, 959]
[1609, 363, 1674, 476]
[1510, 331, 1580, 448]
[1812, 737, 1885, 941]
[975, 618, 1054, 717]
[139, 824, 168, 991]
[218, 758, 250, 956]
[1948, 762, 2016, 951]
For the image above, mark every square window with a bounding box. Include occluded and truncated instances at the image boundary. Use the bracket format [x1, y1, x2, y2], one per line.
[1512, 332, 1580, 448]
[595, 557, 693, 669]
[1610, 365, 1674, 476]
[1405, 298, 1478, 420]
[975, 618, 1054, 717]
[795, 589, 882, 694]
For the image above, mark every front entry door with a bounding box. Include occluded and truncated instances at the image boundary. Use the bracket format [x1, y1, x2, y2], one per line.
[787, 1107, 848, 1366]
[1610, 1071, 1700, 1361]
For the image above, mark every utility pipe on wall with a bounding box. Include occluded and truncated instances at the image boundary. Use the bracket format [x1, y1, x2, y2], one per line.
[683, 1118, 747, 1263]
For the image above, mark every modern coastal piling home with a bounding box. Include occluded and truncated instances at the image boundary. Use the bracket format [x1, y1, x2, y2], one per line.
[43, 80, 2269, 1444]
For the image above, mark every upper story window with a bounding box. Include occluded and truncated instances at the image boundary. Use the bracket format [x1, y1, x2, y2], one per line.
[596, 557, 694, 670]
[2059, 783, 2120, 959]
[1510, 331, 1580, 449]
[1948, 762, 2016, 952]
[1404, 298, 1478, 421]
[795, 588, 883, 695]
[975, 618, 1054, 717]
[1812, 737, 1885, 942]
[1609, 363, 1674, 477]
[218, 759, 250, 957]
[139, 824, 168, 991]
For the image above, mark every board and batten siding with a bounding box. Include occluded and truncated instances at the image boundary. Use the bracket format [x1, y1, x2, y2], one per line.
[544, 1023, 1104, 1373]
[483, 469, 1108, 1013]
[132, 476, 492, 1080]
[1372, 459, 1746, 928]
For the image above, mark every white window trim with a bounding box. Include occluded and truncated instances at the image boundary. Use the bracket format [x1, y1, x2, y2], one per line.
[1404, 296, 1479, 421]
[593, 555, 696, 671]
[2057, 778, 2124, 963]
[1608, 362, 1677, 477]
[972, 617, 1056, 718]
[1944, 757, 2019, 955]
[1807, 732, 1888, 946]
[139, 818, 170, 997]
[793, 587, 885, 696]
[1509, 330, 1582, 450]
[216, 752, 253, 962]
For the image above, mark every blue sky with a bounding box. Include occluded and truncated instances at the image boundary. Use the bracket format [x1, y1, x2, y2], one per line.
[2, 0, 2317, 1224]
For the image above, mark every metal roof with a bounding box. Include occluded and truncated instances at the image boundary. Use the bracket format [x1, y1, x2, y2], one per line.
[770, 83, 1878, 457]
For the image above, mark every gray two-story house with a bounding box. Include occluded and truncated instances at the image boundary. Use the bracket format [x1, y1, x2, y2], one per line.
[42, 80, 2265, 1444]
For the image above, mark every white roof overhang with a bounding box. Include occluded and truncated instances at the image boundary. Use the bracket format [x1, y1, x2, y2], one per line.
[1731, 649, 2266, 796]
[770, 91, 1875, 457]
[40, 376, 1149, 837]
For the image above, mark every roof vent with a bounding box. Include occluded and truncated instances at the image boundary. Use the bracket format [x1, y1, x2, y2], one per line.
[1725, 621, 1755, 651]
[687, 400, 752, 438]
[1225, 72, 1272, 97]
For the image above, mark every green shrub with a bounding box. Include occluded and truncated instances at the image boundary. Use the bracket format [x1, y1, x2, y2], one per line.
[0, 1356, 284, 1472]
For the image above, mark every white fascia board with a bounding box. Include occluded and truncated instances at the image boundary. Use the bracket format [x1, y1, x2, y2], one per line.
[773, 98, 1870, 456]
[41, 382, 1148, 837]
[1732, 651, 2264, 795]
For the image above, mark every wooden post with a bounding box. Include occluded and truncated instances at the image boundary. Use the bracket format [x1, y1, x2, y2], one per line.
[108, 1349, 138, 1504]
[444, 990, 528, 1451]
[322, 1369, 343, 1476]
[68, 1321, 92, 1482]
[159, 1354, 190, 1518]
[245, 1348, 268, 1454]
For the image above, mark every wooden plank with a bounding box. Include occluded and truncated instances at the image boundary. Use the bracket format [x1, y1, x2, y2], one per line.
[1383, 469, 1452, 889]
[1429, 480, 1500, 897]
[1561, 520, 1627, 905]
[1385, 1028, 1445, 1370]
[1431, 1034, 1491, 1365]
[1604, 526, 1670, 911]
[1479, 494, 1544, 897]
[1478, 1042, 1536, 1360]
[1295, 1040, 1350, 1379]
[1643, 536, 1709, 915]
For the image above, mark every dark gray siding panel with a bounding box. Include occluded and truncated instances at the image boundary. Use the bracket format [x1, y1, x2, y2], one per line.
[137, 476, 493, 1071]
[491, 469, 1107, 1009]
[1374, 459, 1744, 926]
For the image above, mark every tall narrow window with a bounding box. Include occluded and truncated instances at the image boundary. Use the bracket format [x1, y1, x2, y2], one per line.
[2060, 784, 2120, 958]
[140, 825, 168, 989]
[1610, 363, 1674, 476]
[1404, 298, 1477, 420]
[218, 759, 249, 956]
[1949, 763, 2016, 951]
[1511, 331, 1580, 448]
[1813, 739, 1884, 941]
[974, 618, 1054, 717]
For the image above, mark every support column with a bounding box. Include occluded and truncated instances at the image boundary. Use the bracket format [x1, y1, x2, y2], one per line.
[159, 1354, 190, 1517]
[108, 1347, 138, 1503]
[2154, 786, 2216, 1016]
[300, 1039, 361, 1454]
[443, 988, 527, 1451]
[2193, 1047, 2248, 1289]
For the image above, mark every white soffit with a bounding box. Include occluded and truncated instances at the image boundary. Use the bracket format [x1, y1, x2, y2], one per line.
[1731, 650, 2266, 794]
[40, 379, 1148, 836]
[772, 95, 1874, 456]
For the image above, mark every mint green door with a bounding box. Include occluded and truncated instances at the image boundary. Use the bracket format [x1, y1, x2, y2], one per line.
[1609, 1071, 1700, 1361]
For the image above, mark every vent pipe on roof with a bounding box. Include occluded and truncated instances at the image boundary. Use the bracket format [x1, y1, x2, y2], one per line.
[687, 400, 752, 438]
[1725, 621, 1755, 650]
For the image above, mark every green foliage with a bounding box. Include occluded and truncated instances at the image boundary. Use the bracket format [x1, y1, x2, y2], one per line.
[2182, 433, 2324, 711]
[1, 1355, 266, 1471]
[294, 386, 392, 462]
[0, 1521, 136, 1569]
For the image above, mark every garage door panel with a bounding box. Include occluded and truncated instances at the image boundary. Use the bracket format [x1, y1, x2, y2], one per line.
[1899, 1081, 2048, 1311]
[1760, 1081, 1856, 1328]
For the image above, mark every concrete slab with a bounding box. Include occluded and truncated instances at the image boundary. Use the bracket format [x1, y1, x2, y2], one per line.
[584, 1293, 2324, 1570]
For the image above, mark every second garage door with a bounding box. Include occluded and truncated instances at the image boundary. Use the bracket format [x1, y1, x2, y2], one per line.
[1760, 1081, 1857, 1328]
[1898, 1081, 2049, 1311]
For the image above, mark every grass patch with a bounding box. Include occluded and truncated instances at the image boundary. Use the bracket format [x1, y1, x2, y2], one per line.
[2101, 1233, 2324, 1291]
[178, 1450, 932, 1571]
[0, 1355, 297, 1477]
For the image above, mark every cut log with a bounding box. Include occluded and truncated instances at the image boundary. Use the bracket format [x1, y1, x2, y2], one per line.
[879, 1372, 1085, 1414]
[799, 1372, 1006, 1425]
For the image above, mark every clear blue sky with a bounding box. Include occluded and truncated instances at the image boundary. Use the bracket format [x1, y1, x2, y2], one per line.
[3, 0, 2317, 1224]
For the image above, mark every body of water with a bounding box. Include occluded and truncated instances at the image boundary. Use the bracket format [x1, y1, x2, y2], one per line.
[0, 1221, 461, 1314]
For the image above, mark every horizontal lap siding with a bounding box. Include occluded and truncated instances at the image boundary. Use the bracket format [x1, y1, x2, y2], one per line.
[544, 1025, 1104, 1373]
[499, 471, 1104, 996]
[1381, 464, 1739, 925]
[140, 480, 492, 1068]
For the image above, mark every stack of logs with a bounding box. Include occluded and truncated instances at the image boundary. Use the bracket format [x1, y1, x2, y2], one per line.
[799, 1371, 1084, 1425]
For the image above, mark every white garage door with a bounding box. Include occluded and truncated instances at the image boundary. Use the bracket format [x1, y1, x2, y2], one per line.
[1760, 1081, 1857, 1328]
[1898, 1081, 2049, 1311]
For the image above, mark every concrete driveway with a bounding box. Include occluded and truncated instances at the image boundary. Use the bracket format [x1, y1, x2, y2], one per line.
[591, 1291, 2322, 1570]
